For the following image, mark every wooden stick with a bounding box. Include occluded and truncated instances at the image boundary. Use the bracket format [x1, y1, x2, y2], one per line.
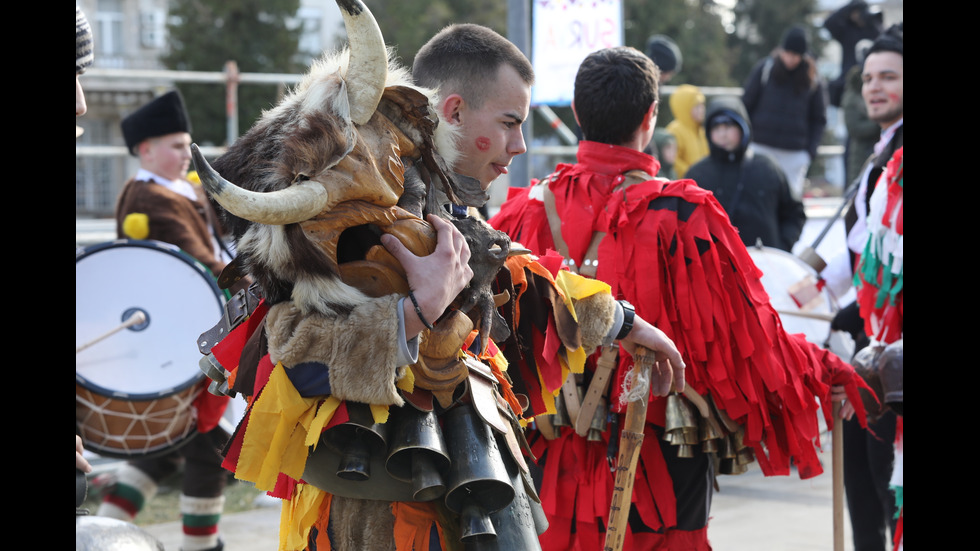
[76, 310, 147, 354]
[775, 309, 836, 322]
[832, 401, 845, 551]
[603, 346, 655, 551]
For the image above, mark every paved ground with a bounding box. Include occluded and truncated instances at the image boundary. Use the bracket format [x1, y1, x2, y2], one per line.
[141, 443, 855, 551]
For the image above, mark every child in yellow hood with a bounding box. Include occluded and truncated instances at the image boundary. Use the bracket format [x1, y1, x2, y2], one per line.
[666, 84, 709, 177]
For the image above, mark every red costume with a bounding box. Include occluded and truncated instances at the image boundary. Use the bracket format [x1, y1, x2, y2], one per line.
[490, 140, 869, 549]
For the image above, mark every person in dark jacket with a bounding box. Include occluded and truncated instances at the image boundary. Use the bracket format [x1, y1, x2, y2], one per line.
[742, 25, 828, 202]
[687, 96, 806, 252]
[824, 0, 884, 107]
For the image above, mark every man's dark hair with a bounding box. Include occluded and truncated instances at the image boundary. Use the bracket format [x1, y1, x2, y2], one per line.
[573, 47, 659, 145]
[413, 24, 534, 108]
[867, 22, 903, 57]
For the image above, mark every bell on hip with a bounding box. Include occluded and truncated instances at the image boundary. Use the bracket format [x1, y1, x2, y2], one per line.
[699, 416, 723, 453]
[461, 502, 497, 543]
[551, 393, 571, 428]
[322, 402, 389, 481]
[719, 456, 747, 475]
[385, 406, 451, 502]
[463, 447, 546, 551]
[664, 393, 699, 457]
[665, 393, 698, 433]
[443, 403, 515, 543]
[587, 398, 608, 442]
[878, 339, 903, 416]
[851, 345, 886, 421]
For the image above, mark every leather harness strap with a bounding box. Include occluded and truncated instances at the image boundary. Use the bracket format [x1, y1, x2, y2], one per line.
[574, 345, 619, 437]
[539, 169, 654, 430]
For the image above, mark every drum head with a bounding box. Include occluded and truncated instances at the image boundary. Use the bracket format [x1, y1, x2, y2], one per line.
[76, 240, 225, 399]
[748, 246, 837, 345]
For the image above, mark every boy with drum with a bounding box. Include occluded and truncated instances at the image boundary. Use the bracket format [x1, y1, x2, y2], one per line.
[97, 90, 231, 551]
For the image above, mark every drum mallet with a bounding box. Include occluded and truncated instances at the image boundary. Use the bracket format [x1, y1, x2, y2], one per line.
[76, 310, 147, 354]
[797, 181, 859, 273]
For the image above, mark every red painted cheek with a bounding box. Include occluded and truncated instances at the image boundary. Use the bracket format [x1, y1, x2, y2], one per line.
[475, 136, 491, 152]
[888, 93, 900, 101]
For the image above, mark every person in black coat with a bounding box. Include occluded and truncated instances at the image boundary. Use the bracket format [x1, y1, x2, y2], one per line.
[686, 96, 806, 252]
[824, 1, 884, 107]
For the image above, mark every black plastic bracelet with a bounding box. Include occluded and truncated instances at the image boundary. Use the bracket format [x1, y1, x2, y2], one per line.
[408, 290, 435, 330]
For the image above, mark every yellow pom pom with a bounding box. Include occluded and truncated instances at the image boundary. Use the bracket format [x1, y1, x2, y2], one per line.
[122, 213, 150, 240]
[186, 170, 201, 186]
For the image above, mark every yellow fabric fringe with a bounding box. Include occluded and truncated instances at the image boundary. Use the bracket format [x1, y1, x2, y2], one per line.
[279, 484, 327, 551]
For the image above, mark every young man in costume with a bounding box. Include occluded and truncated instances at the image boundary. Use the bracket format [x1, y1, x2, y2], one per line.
[489, 46, 869, 550]
[831, 24, 903, 551]
[98, 90, 233, 551]
[189, 5, 684, 550]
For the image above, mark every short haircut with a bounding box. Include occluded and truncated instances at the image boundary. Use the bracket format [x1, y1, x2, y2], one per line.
[574, 47, 660, 145]
[413, 24, 534, 108]
[867, 22, 903, 58]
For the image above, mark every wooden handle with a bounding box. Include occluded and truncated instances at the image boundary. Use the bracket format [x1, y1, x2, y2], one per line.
[832, 402, 845, 551]
[603, 347, 655, 551]
[76, 310, 147, 355]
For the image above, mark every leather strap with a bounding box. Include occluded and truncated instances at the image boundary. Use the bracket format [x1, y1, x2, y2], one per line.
[197, 283, 264, 355]
[575, 345, 618, 437]
[560, 374, 583, 428]
[540, 176, 605, 277]
[540, 177, 572, 261]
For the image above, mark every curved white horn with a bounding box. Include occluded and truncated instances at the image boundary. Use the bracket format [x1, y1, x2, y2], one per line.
[336, 0, 387, 125]
[192, 144, 330, 226]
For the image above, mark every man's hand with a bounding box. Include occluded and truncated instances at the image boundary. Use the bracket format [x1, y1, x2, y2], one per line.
[620, 316, 686, 397]
[831, 384, 856, 420]
[76, 434, 93, 473]
[382, 214, 473, 337]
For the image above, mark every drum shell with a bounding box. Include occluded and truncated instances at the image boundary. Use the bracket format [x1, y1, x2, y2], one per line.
[76, 240, 226, 458]
[747, 246, 838, 344]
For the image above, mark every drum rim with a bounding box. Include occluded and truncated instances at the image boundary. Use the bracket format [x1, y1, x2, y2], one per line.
[75, 238, 225, 400]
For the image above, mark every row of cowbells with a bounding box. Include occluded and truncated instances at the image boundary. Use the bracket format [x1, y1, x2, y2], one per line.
[547, 387, 755, 475]
[664, 393, 754, 474]
[302, 401, 548, 549]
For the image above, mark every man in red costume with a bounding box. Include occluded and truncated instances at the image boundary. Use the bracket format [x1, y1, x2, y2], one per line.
[490, 46, 869, 550]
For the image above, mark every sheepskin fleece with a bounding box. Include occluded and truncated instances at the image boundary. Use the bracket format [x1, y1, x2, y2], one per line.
[574, 291, 617, 353]
[327, 496, 397, 551]
[265, 294, 406, 406]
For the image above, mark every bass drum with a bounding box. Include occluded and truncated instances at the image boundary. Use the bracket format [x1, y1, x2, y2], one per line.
[748, 246, 838, 346]
[76, 239, 226, 458]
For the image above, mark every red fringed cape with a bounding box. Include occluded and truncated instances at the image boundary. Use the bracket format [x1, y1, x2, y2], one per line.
[490, 141, 869, 538]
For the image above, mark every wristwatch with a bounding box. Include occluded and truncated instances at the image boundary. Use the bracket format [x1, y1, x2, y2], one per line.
[615, 300, 635, 340]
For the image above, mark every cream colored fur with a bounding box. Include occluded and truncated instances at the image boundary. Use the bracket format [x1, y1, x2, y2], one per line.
[573, 292, 618, 353]
[265, 295, 407, 406]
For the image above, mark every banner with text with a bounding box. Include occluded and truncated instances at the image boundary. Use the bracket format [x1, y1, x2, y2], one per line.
[531, 0, 623, 106]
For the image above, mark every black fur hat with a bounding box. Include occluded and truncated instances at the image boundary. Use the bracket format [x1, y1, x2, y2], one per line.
[121, 90, 193, 155]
